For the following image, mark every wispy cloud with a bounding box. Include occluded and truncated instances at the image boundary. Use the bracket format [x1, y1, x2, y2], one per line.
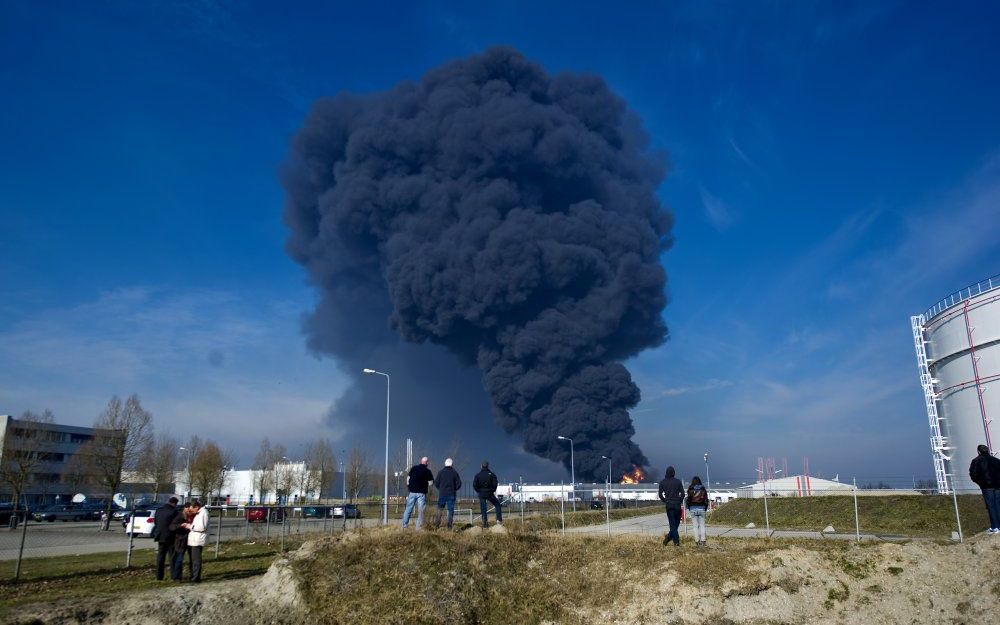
[699, 186, 737, 230]
[659, 378, 733, 397]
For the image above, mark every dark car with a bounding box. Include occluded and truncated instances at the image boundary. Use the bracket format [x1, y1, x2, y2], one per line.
[302, 506, 331, 518]
[333, 504, 361, 519]
[590, 500, 605, 510]
[33, 504, 87, 522]
[0, 503, 16, 525]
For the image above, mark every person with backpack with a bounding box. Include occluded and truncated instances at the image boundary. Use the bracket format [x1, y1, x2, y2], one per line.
[657, 466, 684, 546]
[472, 460, 502, 528]
[433, 458, 462, 529]
[686, 476, 709, 546]
[969, 444, 1000, 534]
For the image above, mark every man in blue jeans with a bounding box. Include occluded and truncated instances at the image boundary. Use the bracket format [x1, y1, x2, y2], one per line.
[402, 457, 434, 530]
[658, 466, 684, 546]
[433, 458, 462, 529]
[473, 461, 503, 527]
[969, 444, 1000, 534]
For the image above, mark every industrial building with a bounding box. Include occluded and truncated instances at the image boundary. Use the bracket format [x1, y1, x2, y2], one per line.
[0, 414, 121, 507]
[736, 475, 853, 498]
[912, 273, 1000, 493]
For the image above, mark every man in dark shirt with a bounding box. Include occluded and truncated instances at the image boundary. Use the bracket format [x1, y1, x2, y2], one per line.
[151, 497, 179, 580]
[969, 444, 1000, 534]
[473, 461, 503, 528]
[402, 457, 434, 530]
[433, 458, 462, 529]
[658, 466, 684, 546]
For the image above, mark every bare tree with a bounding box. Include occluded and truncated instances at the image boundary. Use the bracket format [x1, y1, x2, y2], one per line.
[137, 432, 178, 500]
[190, 440, 230, 503]
[345, 446, 372, 503]
[180, 435, 202, 499]
[304, 439, 336, 502]
[251, 439, 288, 504]
[81, 394, 154, 529]
[0, 410, 55, 514]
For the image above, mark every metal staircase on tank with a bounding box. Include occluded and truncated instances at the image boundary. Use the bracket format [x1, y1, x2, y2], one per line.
[911, 314, 952, 493]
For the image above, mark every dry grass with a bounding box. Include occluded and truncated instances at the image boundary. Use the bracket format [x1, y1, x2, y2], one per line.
[291, 530, 853, 625]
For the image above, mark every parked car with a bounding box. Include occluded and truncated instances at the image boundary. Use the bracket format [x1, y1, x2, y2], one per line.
[332, 504, 362, 519]
[302, 506, 331, 518]
[116, 503, 161, 524]
[33, 504, 89, 522]
[124, 510, 157, 537]
[245, 506, 285, 523]
[0, 503, 16, 525]
[590, 500, 604, 510]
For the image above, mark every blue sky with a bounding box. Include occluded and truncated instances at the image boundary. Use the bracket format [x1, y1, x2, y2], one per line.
[1, 1, 998, 484]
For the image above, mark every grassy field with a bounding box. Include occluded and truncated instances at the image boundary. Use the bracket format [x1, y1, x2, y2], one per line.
[709, 494, 989, 537]
[504, 504, 661, 532]
[0, 539, 299, 612]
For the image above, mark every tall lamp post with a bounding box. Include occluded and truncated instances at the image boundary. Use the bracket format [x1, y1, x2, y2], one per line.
[179, 446, 191, 503]
[557, 436, 575, 512]
[601, 455, 612, 536]
[340, 451, 346, 501]
[704, 452, 711, 501]
[363, 368, 391, 525]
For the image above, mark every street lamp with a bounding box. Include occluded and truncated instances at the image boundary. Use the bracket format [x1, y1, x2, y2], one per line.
[704, 452, 711, 499]
[557, 436, 575, 512]
[179, 447, 191, 503]
[601, 455, 611, 536]
[339, 453, 346, 501]
[363, 368, 391, 525]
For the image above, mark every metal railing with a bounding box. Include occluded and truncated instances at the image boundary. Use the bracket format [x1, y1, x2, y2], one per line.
[922, 273, 1000, 320]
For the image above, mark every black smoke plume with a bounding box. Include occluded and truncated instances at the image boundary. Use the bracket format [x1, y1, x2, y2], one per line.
[282, 48, 671, 480]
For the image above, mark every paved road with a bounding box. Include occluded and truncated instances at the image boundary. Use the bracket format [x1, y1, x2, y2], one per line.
[565, 512, 884, 541]
[0, 516, 381, 561]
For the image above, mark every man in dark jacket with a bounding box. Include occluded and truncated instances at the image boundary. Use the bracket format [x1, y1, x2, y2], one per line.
[658, 466, 684, 546]
[969, 444, 1000, 534]
[168, 502, 192, 582]
[152, 497, 179, 580]
[402, 457, 434, 530]
[473, 460, 503, 528]
[433, 458, 462, 529]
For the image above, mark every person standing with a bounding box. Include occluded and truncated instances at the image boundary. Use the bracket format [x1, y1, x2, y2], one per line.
[969, 444, 1000, 534]
[685, 476, 709, 546]
[658, 466, 684, 546]
[168, 502, 192, 582]
[152, 496, 179, 580]
[473, 461, 503, 528]
[185, 500, 210, 582]
[433, 458, 462, 529]
[402, 457, 434, 530]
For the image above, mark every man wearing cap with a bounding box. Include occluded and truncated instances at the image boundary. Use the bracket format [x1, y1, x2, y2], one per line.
[433, 458, 462, 529]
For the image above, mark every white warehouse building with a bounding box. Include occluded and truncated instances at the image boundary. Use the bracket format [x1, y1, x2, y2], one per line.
[737, 475, 853, 499]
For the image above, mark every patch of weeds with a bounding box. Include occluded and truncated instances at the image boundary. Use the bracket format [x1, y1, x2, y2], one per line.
[775, 575, 802, 594]
[956, 601, 970, 615]
[864, 584, 883, 594]
[857, 595, 871, 606]
[836, 556, 874, 579]
[991, 583, 1000, 597]
[823, 582, 850, 610]
[771, 557, 784, 567]
[887, 566, 904, 576]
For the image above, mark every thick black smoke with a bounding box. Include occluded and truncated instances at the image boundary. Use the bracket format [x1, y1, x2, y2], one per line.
[282, 48, 671, 480]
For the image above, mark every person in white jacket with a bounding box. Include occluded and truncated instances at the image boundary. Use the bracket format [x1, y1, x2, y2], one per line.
[184, 500, 210, 582]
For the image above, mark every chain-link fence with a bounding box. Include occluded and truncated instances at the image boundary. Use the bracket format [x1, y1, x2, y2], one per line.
[1, 485, 994, 582]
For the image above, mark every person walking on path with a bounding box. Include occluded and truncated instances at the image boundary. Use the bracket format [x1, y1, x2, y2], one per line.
[433, 458, 462, 529]
[152, 496, 179, 580]
[969, 444, 1000, 534]
[473, 461, 503, 528]
[185, 500, 210, 582]
[402, 457, 434, 529]
[686, 476, 709, 546]
[658, 466, 684, 546]
[168, 502, 192, 582]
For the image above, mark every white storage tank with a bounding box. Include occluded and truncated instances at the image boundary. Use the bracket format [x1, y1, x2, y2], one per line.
[912, 274, 1000, 493]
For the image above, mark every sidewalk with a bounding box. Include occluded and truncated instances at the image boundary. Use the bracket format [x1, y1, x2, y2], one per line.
[565, 512, 885, 541]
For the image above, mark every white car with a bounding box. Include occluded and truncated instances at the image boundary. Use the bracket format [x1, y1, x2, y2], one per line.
[125, 510, 157, 537]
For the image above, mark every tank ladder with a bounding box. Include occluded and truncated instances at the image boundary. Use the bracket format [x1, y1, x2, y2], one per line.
[911, 314, 951, 493]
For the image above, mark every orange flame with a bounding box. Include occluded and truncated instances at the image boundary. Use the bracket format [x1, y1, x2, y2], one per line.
[620, 466, 644, 484]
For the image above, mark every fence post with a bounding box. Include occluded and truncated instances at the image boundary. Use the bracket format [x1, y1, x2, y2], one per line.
[280, 507, 286, 553]
[125, 501, 136, 568]
[519, 476, 524, 524]
[13, 510, 29, 581]
[762, 489, 770, 536]
[215, 508, 223, 559]
[606, 482, 611, 537]
[852, 477, 860, 542]
[951, 483, 963, 543]
[265, 507, 271, 543]
[560, 481, 565, 535]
